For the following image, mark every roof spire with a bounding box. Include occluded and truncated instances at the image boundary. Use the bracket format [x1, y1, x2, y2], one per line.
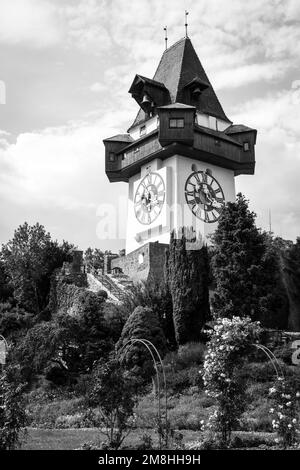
[164, 26, 168, 50]
[185, 10, 189, 37]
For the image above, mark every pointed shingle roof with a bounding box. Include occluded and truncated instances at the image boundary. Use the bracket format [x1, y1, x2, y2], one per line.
[129, 37, 230, 130]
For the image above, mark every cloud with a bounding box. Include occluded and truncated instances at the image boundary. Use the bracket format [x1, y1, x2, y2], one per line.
[234, 86, 300, 240]
[0, 0, 63, 48]
[1, 0, 300, 247]
[214, 61, 288, 90]
[89, 82, 106, 93]
[0, 116, 128, 247]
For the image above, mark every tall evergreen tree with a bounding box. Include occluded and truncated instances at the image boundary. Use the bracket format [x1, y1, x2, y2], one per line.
[211, 193, 289, 326]
[281, 238, 300, 331]
[165, 228, 210, 345]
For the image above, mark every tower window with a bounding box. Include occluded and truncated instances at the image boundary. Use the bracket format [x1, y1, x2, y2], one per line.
[243, 142, 250, 151]
[169, 118, 185, 128]
[140, 125, 146, 136]
[109, 152, 116, 162]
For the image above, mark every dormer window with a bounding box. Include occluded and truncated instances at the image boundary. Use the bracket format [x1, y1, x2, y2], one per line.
[169, 118, 185, 128]
[243, 142, 250, 151]
[109, 152, 116, 162]
[140, 125, 146, 136]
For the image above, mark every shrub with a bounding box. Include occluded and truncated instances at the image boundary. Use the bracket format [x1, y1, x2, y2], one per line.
[120, 279, 176, 351]
[0, 366, 27, 450]
[269, 377, 300, 448]
[177, 342, 206, 368]
[116, 306, 167, 385]
[203, 316, 262, 447]
[240, 398, 272, 432]
[88, 358, 136, 450]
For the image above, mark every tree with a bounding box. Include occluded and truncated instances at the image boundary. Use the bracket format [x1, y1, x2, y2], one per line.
[165, 229, 210, 345]
[211, 194, 289, 325]
[75, 290, 113, 371]
[0, 260, 12, 302]
[121, 279, 176, 351]
[84, 248, 104, 272]
[281, 238, 300, 331]
[1, 223, 73, 314]
[14, 290, 113, 382]
[0, 302, 33, 344]
[258, 236, 289, 329]
[88, 358, 136, 449]
[0, 365, 27, 450]
[116, 306, 167, 383]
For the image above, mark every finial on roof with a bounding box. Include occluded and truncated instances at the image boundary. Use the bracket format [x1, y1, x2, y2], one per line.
[164, 26, 168, 50]
[185, 10, 189, 37]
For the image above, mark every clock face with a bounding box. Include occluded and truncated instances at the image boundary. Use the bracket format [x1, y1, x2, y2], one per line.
[134, 172, 165, 225]
[185, 171, 225, 223]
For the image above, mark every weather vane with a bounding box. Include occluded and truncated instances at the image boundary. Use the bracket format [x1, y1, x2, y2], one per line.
[164, 26, 168, 49]
[185, 10, 189, 37]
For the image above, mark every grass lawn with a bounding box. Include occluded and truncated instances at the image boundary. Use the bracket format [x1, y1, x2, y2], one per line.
[20, 427, 201, 450]
[20, 428, 276, 450]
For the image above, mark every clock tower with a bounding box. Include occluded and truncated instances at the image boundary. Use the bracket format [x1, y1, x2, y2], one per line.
[103, 37, 257, 281]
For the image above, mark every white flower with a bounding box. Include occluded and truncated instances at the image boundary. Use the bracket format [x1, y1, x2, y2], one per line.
[286, 402, 292, 407]
[292, 419, 297, 424]
[269, 408, 275, 414]
[288, 424, 292, 429]
[296, 392, 300, 398]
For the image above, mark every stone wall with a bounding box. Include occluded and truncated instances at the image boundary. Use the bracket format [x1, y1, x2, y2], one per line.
[48, 264, 88, 317]
[111, 242, 169, 282]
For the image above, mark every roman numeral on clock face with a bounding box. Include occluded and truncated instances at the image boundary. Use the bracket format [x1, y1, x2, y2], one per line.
[185, 171, 225, 223]
[134, 172, 165, 225]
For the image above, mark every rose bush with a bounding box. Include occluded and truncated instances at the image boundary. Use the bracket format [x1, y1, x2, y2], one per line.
[269, 378, 300, 448]
[203, 316, 262, 447]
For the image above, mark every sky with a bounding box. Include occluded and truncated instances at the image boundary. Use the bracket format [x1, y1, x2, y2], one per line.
[0, 0, 300, 251]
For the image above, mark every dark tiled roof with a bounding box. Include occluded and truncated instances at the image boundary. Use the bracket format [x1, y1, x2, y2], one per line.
[129, 75, 166, 90]
[103, 134, 133, 143]
[195, 124, 243, 146]
[225, 124, 255, 134]
[130, 37, 231, 129]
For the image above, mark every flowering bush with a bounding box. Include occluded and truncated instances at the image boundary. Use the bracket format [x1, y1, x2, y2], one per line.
[0, 365, 27, 450]
[269, 378, 300, 448]
[203, 316, 262, 447]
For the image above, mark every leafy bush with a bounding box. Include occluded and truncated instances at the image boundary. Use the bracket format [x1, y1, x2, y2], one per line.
[0, 366, 27, 450]
[240, 398, 272, 432]
[120, 279, 176, 351]
[269, 378, 300, 448]
[26, 395, 85, 428]
[186, 431, 277, 450]
[203, 316, 262, 447]
[164, 366, 203, 393]
[88, 358, 136, 450]
[176, 342, 206, 368]
[240, 361, 279, 383]
[116, 306, 167, 385]
[55, 409, 100, 429]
